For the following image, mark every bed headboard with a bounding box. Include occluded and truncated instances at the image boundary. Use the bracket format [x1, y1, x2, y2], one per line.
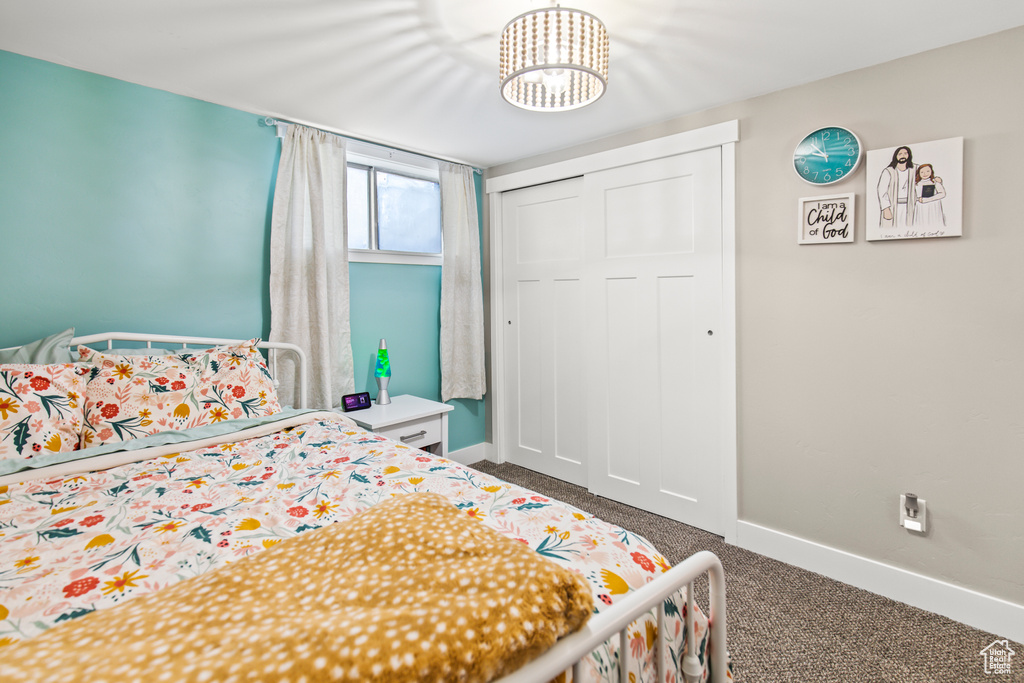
[69, 333, 308, 409]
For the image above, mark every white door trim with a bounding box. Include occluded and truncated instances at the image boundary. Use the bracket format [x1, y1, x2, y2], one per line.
[485, 120, 739, 194]
[487, 195, 507, 466]
[720, 141, 738, 543]
[486, 120, 739, 538]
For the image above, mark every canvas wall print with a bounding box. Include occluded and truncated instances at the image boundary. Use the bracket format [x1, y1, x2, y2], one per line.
[866, 137, 963, 241]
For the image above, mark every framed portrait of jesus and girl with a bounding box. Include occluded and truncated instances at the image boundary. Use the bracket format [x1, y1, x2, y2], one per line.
[865, 136, 963, 241]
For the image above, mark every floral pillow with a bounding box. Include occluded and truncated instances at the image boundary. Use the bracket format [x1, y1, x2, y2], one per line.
[185, 340, 283, 421]
[0, 363, 90, 462]
[76, 341, 282, 448]
[77, 348, 202, 448]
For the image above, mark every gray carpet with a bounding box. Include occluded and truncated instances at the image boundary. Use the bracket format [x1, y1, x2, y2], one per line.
[470, 461, 1022, 683]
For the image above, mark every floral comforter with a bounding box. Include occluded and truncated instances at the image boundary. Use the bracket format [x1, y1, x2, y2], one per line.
[0, 416, 721, 682]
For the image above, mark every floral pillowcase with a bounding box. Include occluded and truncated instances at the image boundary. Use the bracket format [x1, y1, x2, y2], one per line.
[76, 349, 199, 448]
[183, 340, 283, 421]
[77, 340, 282, 448]
[0, 363, 91, 463]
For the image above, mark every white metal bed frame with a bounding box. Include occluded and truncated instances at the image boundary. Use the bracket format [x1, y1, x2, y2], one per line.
[3, 331, 728, 682]
[497, 550, 729, 683]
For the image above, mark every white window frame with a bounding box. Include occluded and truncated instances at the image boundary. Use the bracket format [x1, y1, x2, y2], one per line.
[347, 141, 443, 266]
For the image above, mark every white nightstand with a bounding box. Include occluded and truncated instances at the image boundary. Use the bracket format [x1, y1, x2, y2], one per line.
[345, 394, 454, 458]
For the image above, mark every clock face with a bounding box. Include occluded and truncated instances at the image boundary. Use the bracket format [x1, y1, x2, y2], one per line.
[793, 126, 862, 185]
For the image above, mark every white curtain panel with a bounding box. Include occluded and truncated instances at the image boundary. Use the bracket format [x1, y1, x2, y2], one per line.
[269, 125, 355, 409]
[439, 162, 486, 402]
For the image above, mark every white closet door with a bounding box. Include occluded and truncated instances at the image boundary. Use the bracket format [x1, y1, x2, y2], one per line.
[585, 147, 724, 534]
[501, 178, 587, 486]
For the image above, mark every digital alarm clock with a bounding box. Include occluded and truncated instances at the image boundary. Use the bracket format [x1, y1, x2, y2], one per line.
[341, 392, 372, 412]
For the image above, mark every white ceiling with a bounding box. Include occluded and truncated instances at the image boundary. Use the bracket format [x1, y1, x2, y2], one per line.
[2, 0, 1023, 168]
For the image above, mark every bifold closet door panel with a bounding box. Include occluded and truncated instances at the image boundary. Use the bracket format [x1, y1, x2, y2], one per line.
[584, 147, 725, 535]
[501, 177, 587, 486]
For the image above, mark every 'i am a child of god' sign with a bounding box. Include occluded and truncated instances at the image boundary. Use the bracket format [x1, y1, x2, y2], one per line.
[798, 193, 854, 244]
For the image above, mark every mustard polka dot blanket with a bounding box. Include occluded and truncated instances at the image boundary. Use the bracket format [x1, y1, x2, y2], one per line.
[0, 492, 594, 682]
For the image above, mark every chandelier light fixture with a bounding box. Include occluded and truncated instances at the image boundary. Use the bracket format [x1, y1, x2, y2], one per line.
[499, 4, 609, 112]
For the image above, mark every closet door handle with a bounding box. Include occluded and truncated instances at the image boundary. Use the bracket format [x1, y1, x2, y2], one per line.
[400, 430, 427, 442]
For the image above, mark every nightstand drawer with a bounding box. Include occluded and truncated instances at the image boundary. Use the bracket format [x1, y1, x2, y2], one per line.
[346, 395, 453, 458]
[378, 414, 441, 450]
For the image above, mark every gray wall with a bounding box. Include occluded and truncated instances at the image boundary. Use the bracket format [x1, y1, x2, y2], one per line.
[487, 26, 1024, 604]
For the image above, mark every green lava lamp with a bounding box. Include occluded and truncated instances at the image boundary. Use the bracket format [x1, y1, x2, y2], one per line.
[374, 338, 391, 405]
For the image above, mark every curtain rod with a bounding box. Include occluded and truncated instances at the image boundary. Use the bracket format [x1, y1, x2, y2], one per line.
[260, 116, 482, 173]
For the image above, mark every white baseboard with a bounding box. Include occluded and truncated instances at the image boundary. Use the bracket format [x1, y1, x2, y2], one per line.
[735, 521, 1024, 644]
[447, 441, 491, 467]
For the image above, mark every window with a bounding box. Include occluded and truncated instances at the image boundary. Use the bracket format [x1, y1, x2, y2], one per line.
[347, 145, 442, 265]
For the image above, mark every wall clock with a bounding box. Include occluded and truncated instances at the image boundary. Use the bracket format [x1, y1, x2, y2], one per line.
[793, 126, 862, 185]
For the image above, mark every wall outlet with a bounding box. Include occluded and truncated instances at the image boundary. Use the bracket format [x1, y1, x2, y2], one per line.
[900, 494, 927, 533]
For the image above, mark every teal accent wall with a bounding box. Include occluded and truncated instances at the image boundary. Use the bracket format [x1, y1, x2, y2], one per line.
[0, 50, 278, 341]
[0, 49, 486, 453]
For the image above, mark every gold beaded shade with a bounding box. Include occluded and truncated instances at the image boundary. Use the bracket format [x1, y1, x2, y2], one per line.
[499, 6, 609, 111]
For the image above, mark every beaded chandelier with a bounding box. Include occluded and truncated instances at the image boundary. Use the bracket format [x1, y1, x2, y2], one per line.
[499, 5, 609, 111]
